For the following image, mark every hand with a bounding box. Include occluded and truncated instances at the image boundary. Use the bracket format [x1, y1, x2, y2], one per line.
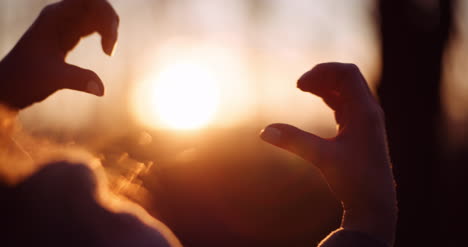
[260, 63, 397, 245]
[0, 0, 119, 110]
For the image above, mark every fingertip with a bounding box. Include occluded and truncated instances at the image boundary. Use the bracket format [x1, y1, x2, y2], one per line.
[59, 64, 106, 96]
[260, 126, 283, 145]
[297, 69, 312, 92]
[86, 79, 104, 96]
[102, 27, 118, 56]
[297, 63, 326, 92]
[102, 37, 117, 56]
[100, 5, 119, 56]
[109, 19, 119, 55]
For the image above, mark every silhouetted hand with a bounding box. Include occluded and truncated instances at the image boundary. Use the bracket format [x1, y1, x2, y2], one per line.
[0, 0, 119, 110]
[260, 63, 397, 246]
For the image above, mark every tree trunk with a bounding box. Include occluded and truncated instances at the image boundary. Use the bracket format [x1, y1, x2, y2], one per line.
[377, 0, 453, 246]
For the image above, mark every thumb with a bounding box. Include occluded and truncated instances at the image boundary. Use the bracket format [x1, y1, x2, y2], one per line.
[260, 123, 329, 166]
[56, 64, 105, 96]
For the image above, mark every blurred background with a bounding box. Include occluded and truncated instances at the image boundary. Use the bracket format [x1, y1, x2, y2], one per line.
[0, 0, 466, 246]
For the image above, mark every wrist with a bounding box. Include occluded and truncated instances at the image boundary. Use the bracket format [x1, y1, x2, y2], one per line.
[341, 203, 397, 246]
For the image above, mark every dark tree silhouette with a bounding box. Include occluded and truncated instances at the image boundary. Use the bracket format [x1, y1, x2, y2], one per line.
[377, 0, 454, 246]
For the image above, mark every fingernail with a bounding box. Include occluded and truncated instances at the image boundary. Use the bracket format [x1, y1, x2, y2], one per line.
[260, 127, 282, 144]
[87, 80, 102, 96]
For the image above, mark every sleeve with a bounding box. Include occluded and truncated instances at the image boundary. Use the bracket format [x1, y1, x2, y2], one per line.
[318, 228, 390, 247]
[4, 162, 181, 247]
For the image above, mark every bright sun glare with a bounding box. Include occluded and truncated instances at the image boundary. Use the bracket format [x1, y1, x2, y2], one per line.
[133, 61, 220, 130]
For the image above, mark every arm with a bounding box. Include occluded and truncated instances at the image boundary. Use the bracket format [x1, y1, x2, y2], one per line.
[260, 63, 397, 246]
[0, 0, 120, 192]
[0, 0, 119, 110]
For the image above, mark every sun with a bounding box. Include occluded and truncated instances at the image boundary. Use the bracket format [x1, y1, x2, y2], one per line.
[133, 61, 220, 130]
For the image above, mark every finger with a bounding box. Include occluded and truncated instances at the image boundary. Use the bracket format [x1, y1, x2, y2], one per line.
[55, 64, 105, 96]
[260, 123, 329, 167]
[57, 0, 119, 56]
[297, 63, 373, 111]
[91, 0, 119, 56]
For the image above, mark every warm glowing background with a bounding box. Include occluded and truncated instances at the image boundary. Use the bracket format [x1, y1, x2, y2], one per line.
[0, 0, 466, 246]
[1, 0, 381, 134]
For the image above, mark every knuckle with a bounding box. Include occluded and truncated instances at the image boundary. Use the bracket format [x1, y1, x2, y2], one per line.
[311, 63, 328, 73]
[336, 63, 363, 90]
[341, 63, 361, 77]
[39, 3, 61, 21]
[40, 4, 56, 16]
